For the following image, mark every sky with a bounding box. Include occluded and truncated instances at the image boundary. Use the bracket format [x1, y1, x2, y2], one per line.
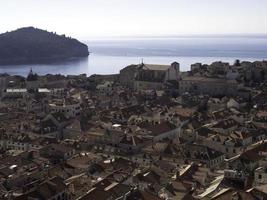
[0, 0, 267, 39]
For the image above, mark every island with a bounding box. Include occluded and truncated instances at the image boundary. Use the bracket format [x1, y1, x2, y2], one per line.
[0, 27, 89, 65]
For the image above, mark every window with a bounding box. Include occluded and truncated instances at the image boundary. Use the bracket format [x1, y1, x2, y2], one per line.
[258, 174, 262, 179]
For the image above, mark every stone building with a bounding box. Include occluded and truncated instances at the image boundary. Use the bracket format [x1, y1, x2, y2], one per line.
[242, 61, 267, 82]
[253, 61, 267, 81]
[0, 76, 7, 97]
[48, 98, 81, 118]
[191, 63, 202, 72]
[119, 64, 138, 89]
[119, 62, 180, 90]
[26, 69, 40, 90]
[179, 76, 238, 96]
[134, 62, 180, 91]
[208, 61, 230, 75]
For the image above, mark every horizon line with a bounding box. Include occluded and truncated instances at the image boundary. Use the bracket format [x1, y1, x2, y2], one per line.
[2, 27, 267, 40]
[79, 33, 267, 40]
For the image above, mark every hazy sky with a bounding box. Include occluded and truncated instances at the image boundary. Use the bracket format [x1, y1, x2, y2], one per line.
[1, 0, 267, 39]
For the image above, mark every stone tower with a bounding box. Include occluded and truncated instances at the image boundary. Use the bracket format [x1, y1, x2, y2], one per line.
[166, 62, 180, 81]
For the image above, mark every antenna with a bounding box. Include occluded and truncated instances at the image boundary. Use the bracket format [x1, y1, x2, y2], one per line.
[141, 58, 144, 64]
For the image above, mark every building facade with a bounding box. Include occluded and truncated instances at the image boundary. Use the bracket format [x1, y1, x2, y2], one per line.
[134, 62, 180, 91]
[179, 76, 238, 96]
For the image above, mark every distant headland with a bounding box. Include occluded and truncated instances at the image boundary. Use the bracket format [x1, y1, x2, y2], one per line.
[0, 27, 89, 65]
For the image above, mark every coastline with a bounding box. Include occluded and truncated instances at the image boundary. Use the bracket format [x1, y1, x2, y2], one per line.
[0, 55, 89, 66]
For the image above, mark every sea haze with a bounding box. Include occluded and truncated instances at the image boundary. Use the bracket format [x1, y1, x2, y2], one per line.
[0, 36, 267, 76]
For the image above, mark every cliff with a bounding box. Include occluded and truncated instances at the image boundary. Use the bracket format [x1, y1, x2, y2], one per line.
[0, 27, 89, 64]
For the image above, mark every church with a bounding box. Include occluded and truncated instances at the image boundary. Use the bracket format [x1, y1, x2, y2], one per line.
[134, 62, 180, 91]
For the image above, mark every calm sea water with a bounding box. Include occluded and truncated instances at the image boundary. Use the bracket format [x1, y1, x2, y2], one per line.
[0, 37, 267, 76]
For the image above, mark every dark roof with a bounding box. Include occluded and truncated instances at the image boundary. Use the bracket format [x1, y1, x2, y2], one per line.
[141, 121, 177, 136]
[27, 69, 38, 81]
[108, 183, 131, 199]
[163, 143, 180, 155]
[15, 176, 66, 200]
[121, 105, 146, 118]
[166, 180, 192, 194]
[137, 169, 161, 185]
[211, 188, 256, 200]
[51, 112, 68, 123]
[120, 135, 144, 146]
[79, 188, 112, 200]
[195, 126, 213, 137]
[184, 144, 224, 162]
[240, 142, 267, 162]
[41, 118, 58, 133]
[126, 190, 161, 200]
[212, 119, 239, 129]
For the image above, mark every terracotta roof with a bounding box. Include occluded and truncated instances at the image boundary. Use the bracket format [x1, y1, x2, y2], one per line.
[141, 121, 177, 136]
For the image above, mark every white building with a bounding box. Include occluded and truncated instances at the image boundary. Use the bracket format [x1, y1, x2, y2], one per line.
[0, 139, 41, 151]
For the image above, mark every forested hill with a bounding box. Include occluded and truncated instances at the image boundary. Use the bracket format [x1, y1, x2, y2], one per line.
[0, 27, 89, 64]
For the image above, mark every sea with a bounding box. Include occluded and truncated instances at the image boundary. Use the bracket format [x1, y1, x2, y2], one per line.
[0, 36, 267, 76]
